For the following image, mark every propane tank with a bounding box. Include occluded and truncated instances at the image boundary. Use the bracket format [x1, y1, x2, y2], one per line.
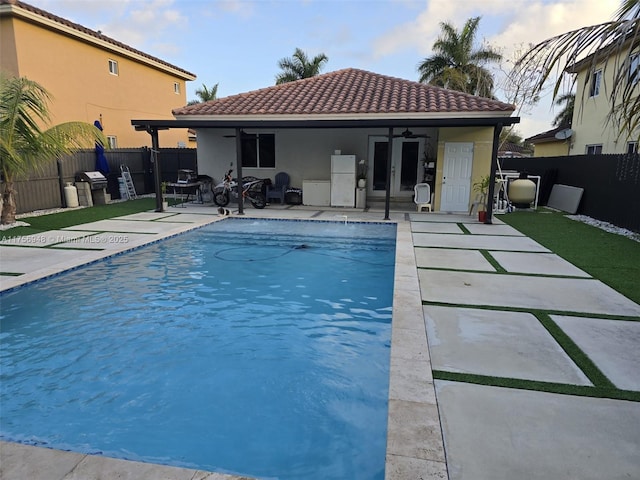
[64, 182, 79, 208]
[508, 172, 536, 208]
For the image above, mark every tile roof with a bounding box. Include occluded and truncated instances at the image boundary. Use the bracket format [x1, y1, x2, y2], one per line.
[173, 68, 516, 118]
[525, 126, 567, 143]
[0, 0, 196, 80]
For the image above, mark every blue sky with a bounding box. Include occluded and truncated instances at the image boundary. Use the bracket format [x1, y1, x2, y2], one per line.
[35, 0, 620, 138]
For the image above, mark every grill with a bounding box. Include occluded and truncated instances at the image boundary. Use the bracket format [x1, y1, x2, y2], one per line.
[76, 171, 108, 190]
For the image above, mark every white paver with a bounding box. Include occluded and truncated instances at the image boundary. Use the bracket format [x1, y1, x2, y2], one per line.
[64, 219, 193, 233]
[408, 214, 474, 223]
[0, 230, 96, 247]
[435, 381, 640, 480]
[0, 246, 91, 274]
[411, 223, 463, 234]
[552, 315, 640, 391]
[415, 248, 495, 272]
[412, 232, 549, 252]
[418, 270, 640, 317]
[462, 223, 524, 236]
[424, 306, 591, 385]
[490, 251, 591, 277]
[53, 232, 159, 250]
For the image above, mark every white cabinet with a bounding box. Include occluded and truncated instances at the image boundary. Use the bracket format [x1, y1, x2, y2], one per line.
[302, 180, 331, 206]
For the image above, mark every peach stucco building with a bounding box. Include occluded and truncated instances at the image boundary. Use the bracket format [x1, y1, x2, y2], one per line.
[0, 0, 196, 147]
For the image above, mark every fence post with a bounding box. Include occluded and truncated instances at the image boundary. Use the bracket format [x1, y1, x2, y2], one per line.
[57, 158, 66, 208]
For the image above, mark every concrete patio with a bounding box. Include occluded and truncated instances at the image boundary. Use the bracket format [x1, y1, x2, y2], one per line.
[1, 203, 638, 479]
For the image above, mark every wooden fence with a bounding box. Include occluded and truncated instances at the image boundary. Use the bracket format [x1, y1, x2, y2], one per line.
[3, 148, 197, 214]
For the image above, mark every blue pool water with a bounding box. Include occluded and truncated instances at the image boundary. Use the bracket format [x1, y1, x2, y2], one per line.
[0, 218, 396, 479]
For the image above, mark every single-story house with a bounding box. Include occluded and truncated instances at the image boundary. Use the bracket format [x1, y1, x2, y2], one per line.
[526, 126, 573, 157]
[133, 68, 519, 220]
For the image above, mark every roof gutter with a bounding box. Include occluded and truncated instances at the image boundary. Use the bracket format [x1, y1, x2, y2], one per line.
[132, 116, 520, 130]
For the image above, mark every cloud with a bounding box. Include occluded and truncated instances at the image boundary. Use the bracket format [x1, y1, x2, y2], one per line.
[373, 0, 620, 60]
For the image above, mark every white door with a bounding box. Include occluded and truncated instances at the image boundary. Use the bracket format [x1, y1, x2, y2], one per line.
[440, 142, 473, 212]
[367, 136, 421, 198]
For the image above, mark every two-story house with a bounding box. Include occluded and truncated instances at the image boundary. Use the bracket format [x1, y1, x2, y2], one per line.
[0, 0, 196, 148]
[527, 35, 639, 156]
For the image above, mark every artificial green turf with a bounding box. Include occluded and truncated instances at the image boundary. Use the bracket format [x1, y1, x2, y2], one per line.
[500, 210, 640, 304]
[433, 370, 640, 402]
[0, 198, 156, 240]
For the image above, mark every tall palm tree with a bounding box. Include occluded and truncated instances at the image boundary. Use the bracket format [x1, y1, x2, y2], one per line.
[552, 93, 575, 127]
[515, 0, 639, 136]
[417, 17, 502, 98]
[275, 48, 328, 84]
[0, 75, 106, 224]
[188, 83, 219, 105]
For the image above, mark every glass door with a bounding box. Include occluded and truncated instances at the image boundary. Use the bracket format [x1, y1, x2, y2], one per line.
[368, 136, 421, 198]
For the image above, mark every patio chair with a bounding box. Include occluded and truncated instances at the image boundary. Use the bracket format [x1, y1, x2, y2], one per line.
[265, 172, 290, 204]
[414, 183, 432, 212]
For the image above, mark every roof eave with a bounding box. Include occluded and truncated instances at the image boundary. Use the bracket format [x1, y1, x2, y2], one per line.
[132, 115, 520, 131]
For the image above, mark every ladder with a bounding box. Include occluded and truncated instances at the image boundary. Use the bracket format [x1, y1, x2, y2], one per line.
[120, 165, 138, 199]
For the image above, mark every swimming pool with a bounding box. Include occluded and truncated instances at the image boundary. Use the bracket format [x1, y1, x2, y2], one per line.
[0, 218, 396, 479]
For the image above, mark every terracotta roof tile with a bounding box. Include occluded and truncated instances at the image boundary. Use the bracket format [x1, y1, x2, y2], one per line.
[0, 0, 196, 80]
[173, 68, 515, 117]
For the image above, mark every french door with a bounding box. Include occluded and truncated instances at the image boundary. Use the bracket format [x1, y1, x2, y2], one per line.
[368, 136, 421, 198]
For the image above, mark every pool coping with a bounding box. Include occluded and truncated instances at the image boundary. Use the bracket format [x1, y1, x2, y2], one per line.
[0, 208, 447, 479]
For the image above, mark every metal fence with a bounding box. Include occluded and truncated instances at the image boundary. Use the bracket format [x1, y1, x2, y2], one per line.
[3, 148, 197, 214]
[501, 153, 640, 233]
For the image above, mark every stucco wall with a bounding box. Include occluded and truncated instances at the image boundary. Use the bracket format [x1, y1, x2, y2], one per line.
[196, 127, 434, 190]
[532, 141, 570, 157]
[571, 44, 640, 154]
[436, 126, 495, 211]
[2, 15, 192, 148]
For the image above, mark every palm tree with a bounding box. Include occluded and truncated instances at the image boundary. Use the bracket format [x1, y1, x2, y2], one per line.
[417, 17, 502, 98]
[0, 75, 106, 224]
[514, 0, 639, 136]
[275, 48, 328, 84]
[187, 83, 219, 105]
[552, 93, 575, 127]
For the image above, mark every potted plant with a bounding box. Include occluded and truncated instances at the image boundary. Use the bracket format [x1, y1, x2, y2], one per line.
[161, 182, 169, 209]
[473, 175, 490, 222]
[357, 159, 367, 188]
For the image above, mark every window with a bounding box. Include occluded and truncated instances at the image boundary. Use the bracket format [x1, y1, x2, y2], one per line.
[627, 141, 638, 154]
[630, 53, 639, 84]
[589, 69, 602, 97]
[107, 136, 117, 149]
[174, 82, 180, 94]
[241, 133, 275, 168]
[108, 59, 118, 76]
[585, 144, 602, 154]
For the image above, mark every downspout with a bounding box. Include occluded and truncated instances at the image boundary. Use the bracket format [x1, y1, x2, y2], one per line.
[235, 127, 244, 215]
[148, 127, 163, 213]
[384, 127, 394, 220]
[486, 123, 503, 224]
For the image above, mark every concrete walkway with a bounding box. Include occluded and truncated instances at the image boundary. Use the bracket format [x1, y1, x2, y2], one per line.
[1, 204, 639, 479]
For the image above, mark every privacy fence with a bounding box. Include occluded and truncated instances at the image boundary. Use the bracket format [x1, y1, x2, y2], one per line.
[501, 153, 640, 233]
[4, 148, 197, 214]
[5, 149, 639, 233]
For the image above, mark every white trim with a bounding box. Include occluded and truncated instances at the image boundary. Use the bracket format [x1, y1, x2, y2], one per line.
[175, 111, 515, 122]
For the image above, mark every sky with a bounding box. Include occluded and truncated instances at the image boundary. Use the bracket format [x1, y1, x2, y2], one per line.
[33, 0, 621, 139]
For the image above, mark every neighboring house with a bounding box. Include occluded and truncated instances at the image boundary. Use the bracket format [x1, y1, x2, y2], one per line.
[133, 68, 518, 214]
[526, 126, 573, 157]
[498, 141, 533, 158]
[542, 37, 639, 156]
[0, 0, 196, 148]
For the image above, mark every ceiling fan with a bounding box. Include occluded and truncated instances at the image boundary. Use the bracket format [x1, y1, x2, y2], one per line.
[391, 128, 430, 139]
[223, 129, 258, 139]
